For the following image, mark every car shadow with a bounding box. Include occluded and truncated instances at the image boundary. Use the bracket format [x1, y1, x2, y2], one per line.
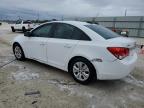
[23, 58, 73, 79]
[15, 59, 136, 90]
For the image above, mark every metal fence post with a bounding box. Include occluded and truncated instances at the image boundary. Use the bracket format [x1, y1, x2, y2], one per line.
[137, 17, 143, 37]
[113, 17, 116, 29]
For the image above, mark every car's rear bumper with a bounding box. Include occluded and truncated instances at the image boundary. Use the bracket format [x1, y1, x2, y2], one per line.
[93, 53, 137, 80]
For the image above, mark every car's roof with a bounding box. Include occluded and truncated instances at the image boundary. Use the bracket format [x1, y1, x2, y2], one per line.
[48, 21, 89, 26]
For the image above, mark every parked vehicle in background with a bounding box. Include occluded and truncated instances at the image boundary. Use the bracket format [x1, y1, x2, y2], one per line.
[112, 28, 129, 37]
[12, 21, 137, 84]
[11, 20, 34, 32]
[120, 30, 129, 37]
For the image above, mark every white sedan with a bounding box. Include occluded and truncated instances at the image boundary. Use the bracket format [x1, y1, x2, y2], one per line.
[13, 21, 137, 84]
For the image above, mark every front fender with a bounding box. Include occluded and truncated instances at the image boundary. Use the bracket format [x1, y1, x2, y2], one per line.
[13, 35, 28, 57]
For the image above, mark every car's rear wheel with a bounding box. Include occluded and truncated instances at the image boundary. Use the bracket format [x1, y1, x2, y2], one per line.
[13, 44, 25, 60]
[69, 57, 96, 84]
[11, 27, 15, 32]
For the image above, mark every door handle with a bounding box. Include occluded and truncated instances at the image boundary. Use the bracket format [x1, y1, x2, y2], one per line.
[64, 44, 72, 48]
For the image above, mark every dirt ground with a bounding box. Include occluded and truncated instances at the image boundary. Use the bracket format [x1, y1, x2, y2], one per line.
[0, 23, 144, 108]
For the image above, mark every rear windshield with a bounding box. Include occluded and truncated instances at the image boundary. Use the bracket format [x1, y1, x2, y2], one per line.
[85, 24, 120, 39]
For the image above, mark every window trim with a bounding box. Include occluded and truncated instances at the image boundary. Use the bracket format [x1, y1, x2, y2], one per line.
[51, 23, 91, 41]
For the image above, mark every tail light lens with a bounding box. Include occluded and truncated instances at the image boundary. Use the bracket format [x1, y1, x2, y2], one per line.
[107, 47, 129, 60]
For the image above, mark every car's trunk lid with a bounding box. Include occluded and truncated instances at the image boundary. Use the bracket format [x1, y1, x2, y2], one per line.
[107, 37, 136, 49]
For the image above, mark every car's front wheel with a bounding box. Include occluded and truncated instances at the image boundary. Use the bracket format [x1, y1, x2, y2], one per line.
[69, 57, 96, 84]
[13, 44, 25, 60]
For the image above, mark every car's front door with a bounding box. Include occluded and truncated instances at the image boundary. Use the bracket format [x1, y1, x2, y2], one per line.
[24, 23, 53, 63]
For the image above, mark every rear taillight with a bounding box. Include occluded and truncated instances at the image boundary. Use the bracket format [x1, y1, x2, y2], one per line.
[107, 47, 129, 60]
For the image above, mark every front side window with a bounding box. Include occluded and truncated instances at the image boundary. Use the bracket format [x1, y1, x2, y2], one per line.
[31, 24, 53, 37]
[85, 24, 120, 39]
[53, 23, 91, 41]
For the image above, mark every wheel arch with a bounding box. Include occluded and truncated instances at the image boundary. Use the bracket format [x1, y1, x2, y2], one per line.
[13, 42, 26, 60]
[67, 56, 97, 79]
[13, 42, 25, 56]
[13, 42, 21, 48]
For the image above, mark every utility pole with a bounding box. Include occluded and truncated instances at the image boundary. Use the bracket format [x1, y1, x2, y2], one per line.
[61, 15, 64, 21]
[92, 17, 96, 23]
[96, 12, 99, 17]
[0, 16, 2, 21]
[36, 11, 40, 21]
[125, 9, 127, 16]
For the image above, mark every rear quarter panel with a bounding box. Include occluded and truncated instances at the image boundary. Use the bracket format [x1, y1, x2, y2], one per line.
[64, 40, 117, 71]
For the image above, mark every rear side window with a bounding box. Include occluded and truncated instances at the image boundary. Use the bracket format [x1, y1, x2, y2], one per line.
[85, 24, 120, 39]
[53, 23, 91, 41]
[53, 24, 73, 39]
[73, 28, 91, 40]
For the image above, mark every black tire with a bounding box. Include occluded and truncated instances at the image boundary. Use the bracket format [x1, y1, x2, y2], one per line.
[13, 43, 25, 61]
[22, 27, 26, 33]
[69, 57, 96, 84]
[11, 27, 15, 32]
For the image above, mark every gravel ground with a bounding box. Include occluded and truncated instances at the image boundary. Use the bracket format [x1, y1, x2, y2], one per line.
[0, 23, 144, 108]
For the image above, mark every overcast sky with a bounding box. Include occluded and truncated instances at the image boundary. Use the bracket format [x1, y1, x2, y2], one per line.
[0, 0, 144, 17]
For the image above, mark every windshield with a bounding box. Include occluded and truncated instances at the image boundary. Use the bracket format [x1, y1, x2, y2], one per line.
[85, 24, 120, 39]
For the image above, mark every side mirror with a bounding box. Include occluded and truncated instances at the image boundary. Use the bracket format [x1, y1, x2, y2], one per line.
[24, 31, 31, 37]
